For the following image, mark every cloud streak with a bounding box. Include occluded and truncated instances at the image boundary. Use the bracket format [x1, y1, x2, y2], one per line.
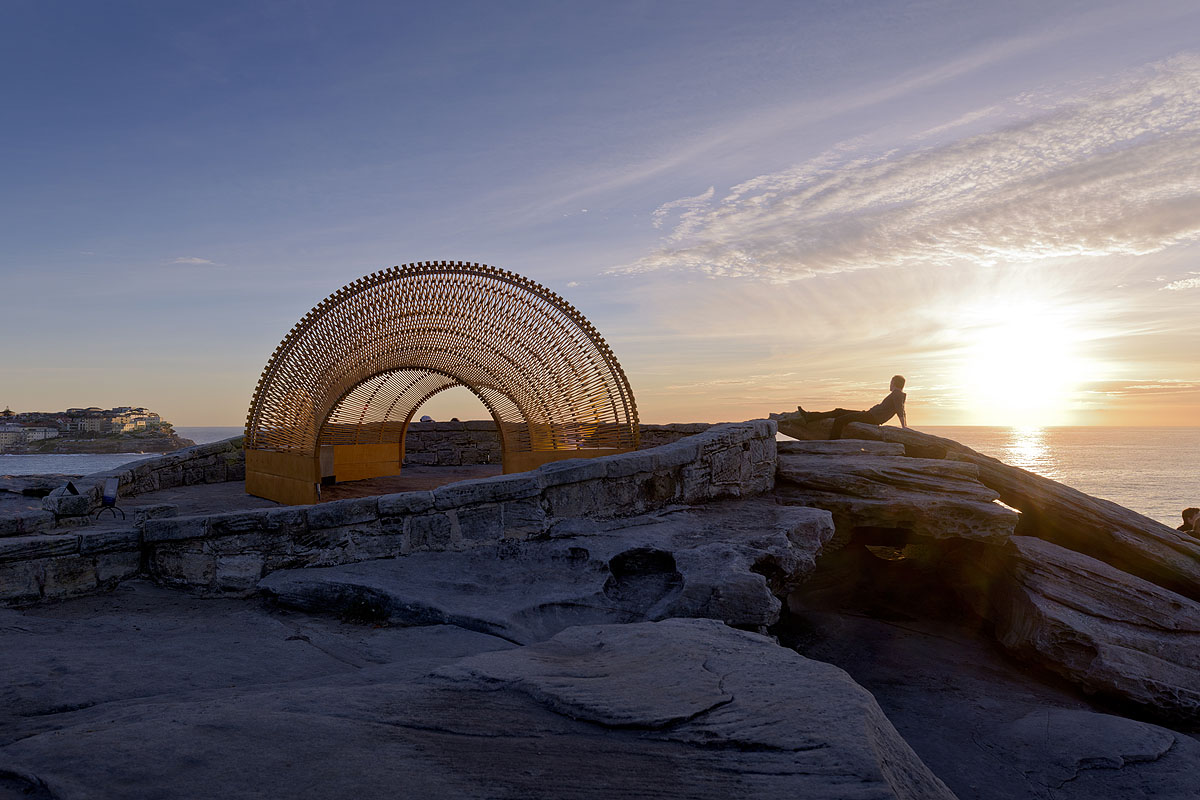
[651, 186, 714, 234]
[626, 56, 1200, 282]
[1162, 272, 1200, 290]
[172, 256, 215, 265]
[1086, 379, 1200, 396]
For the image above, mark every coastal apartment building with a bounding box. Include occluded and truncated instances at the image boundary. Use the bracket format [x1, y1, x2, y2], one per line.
[59, 417, 109, 433]
[57, 407, 162, 433]
[0, 424, 57, 446]
[108, 408, 162, 432]
[0, 425, 25, 447]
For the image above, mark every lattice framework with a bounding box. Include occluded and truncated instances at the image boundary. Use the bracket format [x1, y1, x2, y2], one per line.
[245, 261, 639, 464]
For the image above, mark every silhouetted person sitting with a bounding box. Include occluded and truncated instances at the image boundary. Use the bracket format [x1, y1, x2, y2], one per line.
[798, 375, 908, 440]
[1178, 508, 1199, 534]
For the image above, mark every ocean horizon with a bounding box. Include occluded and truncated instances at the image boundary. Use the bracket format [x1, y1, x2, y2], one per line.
[1, 425, 1195, 528]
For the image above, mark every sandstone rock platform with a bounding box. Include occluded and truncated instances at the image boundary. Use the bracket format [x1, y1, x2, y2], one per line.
[5, 580, 1198, 800]
[5, 416, 1200, 799]
[0, 583, 953, 800]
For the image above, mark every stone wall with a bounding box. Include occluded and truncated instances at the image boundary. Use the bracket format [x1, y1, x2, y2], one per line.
[141, 420, 775, 595]
[0, 505, 176, 605]
[41, 437, 246, 521]
[8, 424, 715, 534]
[401, 421, 715, 467]
[28, 422, 712, 529]
[402, 422, 502, 466]
[637, 423, 715, 448]
[81, 425, 709, 483]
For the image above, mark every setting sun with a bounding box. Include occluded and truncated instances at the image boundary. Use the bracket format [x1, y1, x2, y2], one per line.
[955, 300, 1091, 427]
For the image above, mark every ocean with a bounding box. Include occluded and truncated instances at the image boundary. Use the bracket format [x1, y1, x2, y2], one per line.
[0, 426, 243, 481]
[923, 427, 1199, 528]
[1, 425, 1195, 528]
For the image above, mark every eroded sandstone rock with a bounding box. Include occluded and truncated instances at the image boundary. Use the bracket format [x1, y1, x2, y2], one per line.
[772, 423, 1200, 722]
[783, 608, 1200, 800]
[436, 619, 959, 800]
[775, 444, 1018, 545]
[984, 709, 1200, 797]
[0, 614, 957, 800]
[841, 423, 1200, 602]
[777, 439, 906, 457]
[948, 536, 1200, 724]
[260, 499, 835, 643]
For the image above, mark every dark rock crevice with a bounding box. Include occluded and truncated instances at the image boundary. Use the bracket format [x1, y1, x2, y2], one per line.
[0, 768, 55, 800]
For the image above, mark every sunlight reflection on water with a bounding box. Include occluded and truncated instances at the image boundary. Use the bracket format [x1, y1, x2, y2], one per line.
[1001, 427, 1061, 481]
[925, 426, 1199, 527]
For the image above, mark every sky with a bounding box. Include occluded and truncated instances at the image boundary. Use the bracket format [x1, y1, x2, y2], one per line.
[2, 0, 1199, 427]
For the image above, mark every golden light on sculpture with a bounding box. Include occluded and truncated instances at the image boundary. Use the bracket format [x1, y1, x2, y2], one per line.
[244, 261, 639, 504]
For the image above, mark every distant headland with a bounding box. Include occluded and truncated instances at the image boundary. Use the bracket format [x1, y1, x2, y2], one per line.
[0, 406, 196, 454]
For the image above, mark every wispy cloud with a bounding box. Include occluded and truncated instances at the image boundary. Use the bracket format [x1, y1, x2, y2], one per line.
[172, 256, 215, 265]
[1162, 271, 1200, 290]
[520, 4, 1161, 222]
[1086, 379, 1200, 396]
[913, 105, 1003, 139]
[622, 55, 1200, 282]
[651, 186, 714, 234]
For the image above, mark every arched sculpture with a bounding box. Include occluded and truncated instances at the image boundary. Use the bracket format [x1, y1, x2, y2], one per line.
[244, 261, 639, 504]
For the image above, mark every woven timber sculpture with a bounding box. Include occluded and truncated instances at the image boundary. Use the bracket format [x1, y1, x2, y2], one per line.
[244, 261, 639, 504]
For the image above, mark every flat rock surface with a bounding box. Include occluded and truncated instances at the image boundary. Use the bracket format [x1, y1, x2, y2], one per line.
[321, 465, 504, 498]
[119, 480, 281, 514]
[991, 709, 1200, 795]
[785, 607, 1200, 800]
[435, 619, 958, 799]
[1, 467, 511, 526]
[775, 447, 1018, 544]
[0, 614, 957, 800]
[0, 492, 48, 517]
[0, 581, 512, 727]
[260, 499, 836, 643]
[777, 439, 906, 456]
[0, 475, 84, 520]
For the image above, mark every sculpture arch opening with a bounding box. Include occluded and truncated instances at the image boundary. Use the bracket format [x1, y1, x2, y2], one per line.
[244, 261, 639, 504]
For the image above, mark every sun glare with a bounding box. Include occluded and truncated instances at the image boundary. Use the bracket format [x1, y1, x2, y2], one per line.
[955, 300, 1089, 427]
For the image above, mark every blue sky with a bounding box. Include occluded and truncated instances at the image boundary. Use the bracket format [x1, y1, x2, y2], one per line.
[3, 1, 1199, 425]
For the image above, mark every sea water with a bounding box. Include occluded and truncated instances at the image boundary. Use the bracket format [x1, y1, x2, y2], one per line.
[2, 425, 1195, 527]
[924, 426, 1199, 528]
[0, 426, 243, 479]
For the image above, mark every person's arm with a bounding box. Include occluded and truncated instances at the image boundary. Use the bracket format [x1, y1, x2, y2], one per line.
[898, 396, 908, 428]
